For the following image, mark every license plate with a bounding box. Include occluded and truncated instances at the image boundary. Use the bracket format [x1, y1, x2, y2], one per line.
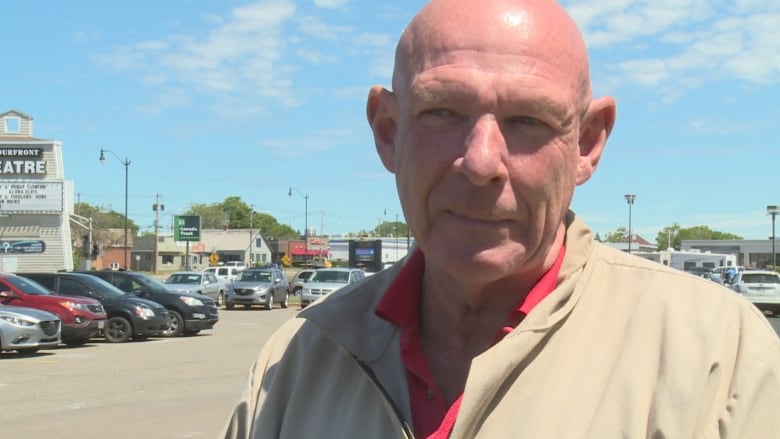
[98, 320, 105, 329]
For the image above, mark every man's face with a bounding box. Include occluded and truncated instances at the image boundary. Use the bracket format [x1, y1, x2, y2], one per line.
[391, 36, 586, 282]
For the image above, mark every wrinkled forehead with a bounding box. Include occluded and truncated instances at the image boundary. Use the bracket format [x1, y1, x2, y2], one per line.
[392, 0, 589, 100]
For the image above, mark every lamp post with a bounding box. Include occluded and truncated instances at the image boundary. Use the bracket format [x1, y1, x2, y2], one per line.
[288, 188, 309, 266]
[768, 205, 780, 269]
[624, 194, 636, 254]
[99, 148, 130, 270]
[249, 206, 254, 267]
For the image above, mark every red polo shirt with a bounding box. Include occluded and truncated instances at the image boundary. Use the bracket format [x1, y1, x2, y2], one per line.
[376, 247, 566, 438]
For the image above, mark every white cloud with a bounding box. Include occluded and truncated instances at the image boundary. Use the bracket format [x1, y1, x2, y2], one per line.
[313, 0, 349, 9]
[565, 0, 780, 98]
[94, 0, 299, 110]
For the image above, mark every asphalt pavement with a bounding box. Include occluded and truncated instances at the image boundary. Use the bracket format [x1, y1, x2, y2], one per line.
[2, 303, 778, 439]
[0, 305, 299, 439]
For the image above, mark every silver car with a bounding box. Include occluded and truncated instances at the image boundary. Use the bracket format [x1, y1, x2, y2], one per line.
[300, 268, 366, 308]
[730, 270, 780, 313]
[288, 268, 318, 296]
[0, 304, 61, 354]
[225, 269, 289, 310]
[164, 271, 226, 306]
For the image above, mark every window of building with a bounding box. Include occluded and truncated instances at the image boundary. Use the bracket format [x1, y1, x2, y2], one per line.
[4, 117, 20, 134]
[162, 255, 174, 265]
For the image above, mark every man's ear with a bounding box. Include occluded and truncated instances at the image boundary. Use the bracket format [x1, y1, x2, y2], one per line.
[576, 96, 616, 185]
[366, 86, 398, 173]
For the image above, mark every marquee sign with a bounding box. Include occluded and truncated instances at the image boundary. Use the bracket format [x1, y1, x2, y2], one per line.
[0, 148, 47, 175]
[0, 180, 63, 213]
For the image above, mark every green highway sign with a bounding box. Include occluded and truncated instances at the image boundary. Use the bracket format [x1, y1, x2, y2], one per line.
[174, 215, 201, 242]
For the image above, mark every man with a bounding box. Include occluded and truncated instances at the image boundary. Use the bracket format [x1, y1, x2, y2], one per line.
[223, 0, 780, 437]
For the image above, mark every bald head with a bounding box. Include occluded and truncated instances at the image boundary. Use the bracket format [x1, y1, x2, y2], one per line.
[393, 0, 592, 112]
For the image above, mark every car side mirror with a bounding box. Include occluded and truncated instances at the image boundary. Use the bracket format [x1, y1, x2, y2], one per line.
[0, 289, 17, 299]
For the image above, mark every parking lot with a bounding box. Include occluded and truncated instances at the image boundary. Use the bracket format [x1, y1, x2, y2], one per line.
[3, 298, 779, 439]
[0, 306, 299, 439]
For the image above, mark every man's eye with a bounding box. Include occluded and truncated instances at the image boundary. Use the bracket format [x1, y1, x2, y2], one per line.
[420, 108, 456, 118]
[506, 115, 545, 127]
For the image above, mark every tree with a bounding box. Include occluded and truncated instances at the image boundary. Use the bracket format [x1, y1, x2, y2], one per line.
[654, 224, 742, 250]
[74, 202, 139, 231]
[604, 227, 629, 243]
[182, 196, 297, 239]
[72, 202, 140, 253]
[375, 220, 409, 238]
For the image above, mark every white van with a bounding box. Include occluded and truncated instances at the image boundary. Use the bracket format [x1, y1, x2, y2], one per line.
[203, 266, 242, 284]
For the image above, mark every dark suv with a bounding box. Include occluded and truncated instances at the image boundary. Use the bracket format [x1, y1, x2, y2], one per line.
[0, 273, 106, 346]
[75, 270, 219, 337]
[19, 272, 170, 343]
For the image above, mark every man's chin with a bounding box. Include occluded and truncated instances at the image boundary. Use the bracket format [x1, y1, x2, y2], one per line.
[427, 242, 526, 280]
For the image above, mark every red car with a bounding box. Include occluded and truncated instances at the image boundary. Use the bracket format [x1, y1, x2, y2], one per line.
[0, 273, 106, 346]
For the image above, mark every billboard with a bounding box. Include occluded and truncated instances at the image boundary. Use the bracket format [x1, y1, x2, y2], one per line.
[174, 215, 201, 242]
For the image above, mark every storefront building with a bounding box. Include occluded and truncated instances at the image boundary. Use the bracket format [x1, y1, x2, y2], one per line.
[0, 109, 75, 272]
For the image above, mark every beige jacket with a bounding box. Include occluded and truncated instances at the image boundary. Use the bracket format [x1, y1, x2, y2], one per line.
[223, 214, 780, 439]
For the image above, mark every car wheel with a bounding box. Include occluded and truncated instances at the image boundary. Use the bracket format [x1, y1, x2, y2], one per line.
[16, 347, 39, 355]
[105, 316, 132, 343]
[225, 301, 234, 310]
[281, 293, 289, 309]
[265, 295, 273, 311]
[63, 336, 90, 346]
[293, 287, 302, 296]
[163, 310, 184, 337]
[217, 291, 225, 307]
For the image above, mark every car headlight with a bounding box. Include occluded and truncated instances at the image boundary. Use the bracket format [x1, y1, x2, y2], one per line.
[134, 305, 155, 319]
[59, 301, 88, 311]
[0, 315, 36, 326]
[178, 296, 205, 306]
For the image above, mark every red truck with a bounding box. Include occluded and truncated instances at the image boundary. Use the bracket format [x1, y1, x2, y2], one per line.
[0, 273, 106, 346]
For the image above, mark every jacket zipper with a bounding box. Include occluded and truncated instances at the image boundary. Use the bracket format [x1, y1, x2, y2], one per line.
[353, 355, 417, 439]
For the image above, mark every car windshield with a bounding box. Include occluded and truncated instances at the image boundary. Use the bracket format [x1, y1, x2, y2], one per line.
[128, 272, 174, 293]
[310, 270, 349, 283]
[236, 270, 273, 282]
[4, 276, 54, 295]
[82, 276, 128, 299]
[166, 274, 202, 284]
[741, 273, 780, 284]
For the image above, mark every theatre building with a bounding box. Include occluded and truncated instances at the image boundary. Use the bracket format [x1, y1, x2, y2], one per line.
[0, 109, 75, 272]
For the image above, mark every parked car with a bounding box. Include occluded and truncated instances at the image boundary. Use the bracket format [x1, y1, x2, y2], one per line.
[0, 273, 105, 346]
[19, 272, 170, 343]
[203, 266, 243, 284]
[224, 261, 247, 270]
[288, 268, 318, 296]
[300, 267, 366, 308]
[75, 270, 219, 337]
[225, 268, 289, 310]
[729, 270, 780, 313]
[0, 304, 61, 354]
[164, 271, 226, 306]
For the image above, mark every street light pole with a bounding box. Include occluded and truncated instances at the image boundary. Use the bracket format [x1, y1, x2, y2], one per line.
[768, 205, 780, 269]
[99, 148, 131, 270]
[288, 188, 309, 267]
[249, 206, 254, 267]
[624, 194, 636, 254]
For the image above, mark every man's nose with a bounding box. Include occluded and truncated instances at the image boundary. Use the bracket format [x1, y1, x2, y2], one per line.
[455, 115, 508, 186]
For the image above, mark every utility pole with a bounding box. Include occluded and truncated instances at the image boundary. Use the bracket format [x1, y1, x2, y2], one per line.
[153, 194, 163, 274]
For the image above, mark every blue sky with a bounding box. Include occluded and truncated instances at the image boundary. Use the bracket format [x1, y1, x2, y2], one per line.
[2, 0, 779, 240]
